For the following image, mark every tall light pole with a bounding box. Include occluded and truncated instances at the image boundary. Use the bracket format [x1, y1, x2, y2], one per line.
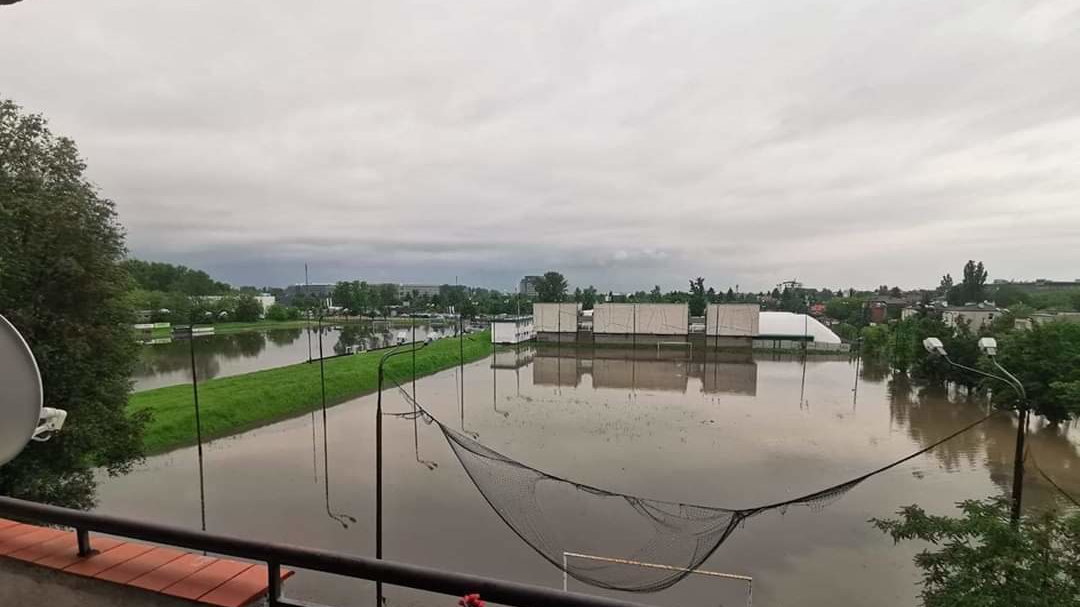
[923, 336, 1028, 523]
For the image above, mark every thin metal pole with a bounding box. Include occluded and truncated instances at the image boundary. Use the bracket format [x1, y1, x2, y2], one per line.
[305, 264, 312, 363]
[376, 362, 384, 606]
[412, 316, 417, 401]
[1009, 408, 1028, 524]
[189, 331, 206, 533]
[459, 315, 465, 430]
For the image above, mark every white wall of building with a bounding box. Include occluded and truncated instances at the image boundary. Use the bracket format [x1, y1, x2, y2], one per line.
[706, 304, 760, 336]
[758, 312, 842, 344]
[491, 317, 535, 344]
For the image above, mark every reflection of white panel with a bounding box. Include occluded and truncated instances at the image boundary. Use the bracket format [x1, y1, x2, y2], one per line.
[706, 304, 760, 337]
[593, 304, 635, 334]
[533, 303, 578, 333]
[635, 304, 688, 335]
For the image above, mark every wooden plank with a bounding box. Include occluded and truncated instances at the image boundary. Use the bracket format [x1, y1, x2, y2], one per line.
[30, 536, 124, 569]
[197, 564, 293, 607]
[162, 559, 253, 601]
[128, 552, 219, 592]
[96, 546, 186, 584]
[0, 527, 65, 556]
[64, 542, 155, 577]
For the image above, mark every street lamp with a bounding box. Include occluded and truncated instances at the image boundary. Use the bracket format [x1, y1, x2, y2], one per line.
[923, 336, 1029, 523]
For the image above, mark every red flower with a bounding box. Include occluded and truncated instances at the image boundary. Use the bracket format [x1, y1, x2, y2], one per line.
[459, 593, 484, 607]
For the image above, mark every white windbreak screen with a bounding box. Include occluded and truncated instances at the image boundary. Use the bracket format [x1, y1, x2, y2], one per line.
[592, 304, 635, 334]
[706, 304, 761, 336]
[634, 304, 688, 335]
[533, 303, 578, 333]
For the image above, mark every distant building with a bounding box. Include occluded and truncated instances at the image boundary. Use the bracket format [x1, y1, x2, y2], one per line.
[864, 296, 907, 324]
[281, 283, 335, 307]
[901, 306, 920, 321]
[942, 304, 999, 331]
[1016, 311, 1080, 330]
[400, 284, 441, 298]
[992, 279, 1080, 293]
[519, 275, 542, 297]
[254, 294, 276, 313]
[490, 316, 535, 344]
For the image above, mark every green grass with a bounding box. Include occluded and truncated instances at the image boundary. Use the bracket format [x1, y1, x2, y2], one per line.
[129, 331, 493, 453]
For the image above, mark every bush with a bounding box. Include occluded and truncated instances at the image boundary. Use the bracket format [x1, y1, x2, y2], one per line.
[874, 498, 1080, 607]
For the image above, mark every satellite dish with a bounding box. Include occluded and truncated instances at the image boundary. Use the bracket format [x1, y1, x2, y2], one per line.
[0, 314, 65, 466]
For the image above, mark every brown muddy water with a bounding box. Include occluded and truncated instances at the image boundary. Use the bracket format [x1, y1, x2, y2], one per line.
[98, 346, 1080, 607]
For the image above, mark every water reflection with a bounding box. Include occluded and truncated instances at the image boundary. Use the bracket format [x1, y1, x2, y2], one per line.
[888, 372, 1080, 509]
[98, 351, 1080, 607]
[531, 346, 760, 396]
[133, 323, 455, 391]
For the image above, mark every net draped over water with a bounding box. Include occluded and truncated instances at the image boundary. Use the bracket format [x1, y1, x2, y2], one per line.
[388, 376, 996, 593]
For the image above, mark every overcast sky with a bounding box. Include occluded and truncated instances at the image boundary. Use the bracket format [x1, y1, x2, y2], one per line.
[2, 0, 1079, 292]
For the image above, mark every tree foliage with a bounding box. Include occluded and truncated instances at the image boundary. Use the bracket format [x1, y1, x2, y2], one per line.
[990, 321, 1080, 422]
[233, 294, 262, 322]
[535, 271, 568, 303]
[873, 498, 1080, 607]
[948, 260, 988, 305]
[124, 258, 230, 295]
[0, 98, 147, 508]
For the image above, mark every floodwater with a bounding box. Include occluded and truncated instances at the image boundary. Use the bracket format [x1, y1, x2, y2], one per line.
[133, 322, 457, 391]
[99, 345, 1080, 607]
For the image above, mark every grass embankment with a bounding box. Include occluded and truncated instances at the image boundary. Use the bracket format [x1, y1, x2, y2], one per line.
[129, 331, 492, 453]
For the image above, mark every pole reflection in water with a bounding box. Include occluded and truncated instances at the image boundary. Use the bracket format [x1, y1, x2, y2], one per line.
[319, 317, 356, 529]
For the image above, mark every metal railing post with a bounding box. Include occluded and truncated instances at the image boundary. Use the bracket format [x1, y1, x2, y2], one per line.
[76, 528, 92, 556]
[268, 560, 282, 606]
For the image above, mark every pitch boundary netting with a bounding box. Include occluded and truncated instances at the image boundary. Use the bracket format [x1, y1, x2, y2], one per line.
[385, 374, 997, 593]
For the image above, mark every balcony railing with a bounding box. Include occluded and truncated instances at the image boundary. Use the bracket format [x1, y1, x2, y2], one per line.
[0, 496, 651, 607]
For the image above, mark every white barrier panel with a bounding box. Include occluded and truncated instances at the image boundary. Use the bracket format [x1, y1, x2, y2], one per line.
[634, 303, 688, 335]
[706, 304, 760, 337]
[533, 303, 579, 333]
[592, 304, 635, 334]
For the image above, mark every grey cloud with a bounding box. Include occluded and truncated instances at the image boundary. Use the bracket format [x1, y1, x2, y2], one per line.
[2, 0, 1079, 292]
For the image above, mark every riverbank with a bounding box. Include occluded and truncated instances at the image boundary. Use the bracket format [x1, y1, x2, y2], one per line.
[129, 331, 493, 453]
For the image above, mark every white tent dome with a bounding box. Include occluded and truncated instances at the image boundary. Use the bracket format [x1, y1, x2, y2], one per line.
[758, 312, 842, 344]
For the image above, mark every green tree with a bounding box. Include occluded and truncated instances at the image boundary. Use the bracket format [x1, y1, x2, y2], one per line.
[825, 297, 864, 323]
[123, 259, 229, 295]
[990, 321, 1080, 422]
[688, 277, 707, 316]
[0, 98, 147, 508]
[535, 271, 568, 302]
[993, 284, 1031, 308]
[233, 294, 262, 322]
[949, 260, 988, 305]
[873, 498, 1080, 607]
[265, 303, 289, 321]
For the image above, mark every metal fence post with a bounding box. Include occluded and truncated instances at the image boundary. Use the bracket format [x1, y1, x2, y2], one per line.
[268, 560, 282, 606]
[76, 528, 92, 556]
